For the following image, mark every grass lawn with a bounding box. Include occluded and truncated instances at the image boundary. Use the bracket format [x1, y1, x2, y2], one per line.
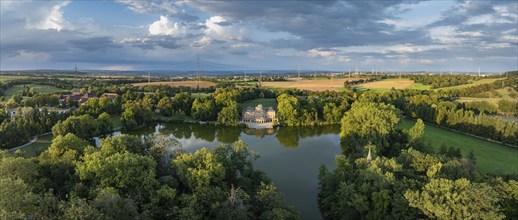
[238, 98, 277, 109]
[109, 115, 122, 129]
[435, 78, 506, 90]
[3, 84, 66, 98]
[191, 93, 211, 99]
[399, 118, 518, 175]
[17, 134, 53, 158]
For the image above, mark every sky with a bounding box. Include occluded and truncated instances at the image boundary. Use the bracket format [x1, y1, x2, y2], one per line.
[0, 0, 517, 72]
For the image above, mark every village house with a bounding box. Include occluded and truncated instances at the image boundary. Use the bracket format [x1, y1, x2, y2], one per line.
[242, 104, 277, 123]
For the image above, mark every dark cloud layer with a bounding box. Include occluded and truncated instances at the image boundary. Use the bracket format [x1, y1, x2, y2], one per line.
[0, 0, 516, 71]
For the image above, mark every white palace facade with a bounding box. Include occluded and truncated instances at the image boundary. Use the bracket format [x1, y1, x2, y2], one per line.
[242, 104, 277, 123]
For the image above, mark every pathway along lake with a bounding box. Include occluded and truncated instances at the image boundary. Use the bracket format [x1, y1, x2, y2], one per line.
[119, 123, 342, 219]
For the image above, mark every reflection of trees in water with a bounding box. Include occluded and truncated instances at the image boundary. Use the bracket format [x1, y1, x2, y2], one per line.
[243, 128, 277, 139]
[216, 126, 242, 144]
[162, 123, 192, 139]
[276, 126, 300, 148]
[276, 125, 340, 148]
[192, 124, 216, 142]
[129, 123, 341, 149]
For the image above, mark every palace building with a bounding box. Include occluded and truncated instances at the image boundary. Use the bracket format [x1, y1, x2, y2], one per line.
[242, 104, 277, 123]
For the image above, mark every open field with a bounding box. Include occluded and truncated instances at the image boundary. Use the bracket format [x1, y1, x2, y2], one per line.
[493, 87, 518, 99]
[191, 92, 211, 99]
[16, 134, 53, 158]
[399, 118, 518, 175]
[261, 78, 361, 91]
[0, 75, 31, 82]
[456, 87, 517, 105]
[132, 81, 217, 88]
[357, 78, 417, 91]
[2, 84, 66, 98]
[435, 78, 506, 90]
[239, 98, 277, 109]
[405, 82, 432, 90]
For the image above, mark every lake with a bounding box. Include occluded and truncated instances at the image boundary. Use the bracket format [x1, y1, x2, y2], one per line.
[121, 123, 343, 220]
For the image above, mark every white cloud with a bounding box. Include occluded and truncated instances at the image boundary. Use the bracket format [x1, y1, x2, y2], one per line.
[100, 65, 135, 71]
[307, 48, 336, 58]
[190, 36, 212, 48]
[149, 16, 185, 36]
[26, 1, 70, 31]
[204, 16, 245, 41]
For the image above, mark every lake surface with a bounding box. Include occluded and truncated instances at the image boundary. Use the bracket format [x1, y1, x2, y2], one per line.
[124, 123, 342, 219]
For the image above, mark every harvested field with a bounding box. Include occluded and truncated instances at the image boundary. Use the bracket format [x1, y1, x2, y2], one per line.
[261, 78, 361, 91]
[359, 79, 415, 90]
[132, 81, 216, 88]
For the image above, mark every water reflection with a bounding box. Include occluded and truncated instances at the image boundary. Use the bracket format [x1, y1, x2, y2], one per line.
[94, 123, 340, 149]
[120, 123, 340, 148]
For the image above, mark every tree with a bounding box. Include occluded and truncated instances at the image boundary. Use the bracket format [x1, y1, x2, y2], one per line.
[277, 94, 300, 126]
[191, 97, 217, 121]
[52, 114, 99, 139]
[76, 147, 158, 201]
[340, 101, 400, 156]
[171, 92, 193, 115]
[38, 133, 90, 195]
[405, 178, 504, 219]
[157, 97, 173, 116]
[97, 112, 113, 135]
[408, 119, 425, 150]
[217, 103, 239, 126]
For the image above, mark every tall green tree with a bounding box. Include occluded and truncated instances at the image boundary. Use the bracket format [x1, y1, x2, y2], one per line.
[340, 101, 400, 156]
[277, 94, 300, 126]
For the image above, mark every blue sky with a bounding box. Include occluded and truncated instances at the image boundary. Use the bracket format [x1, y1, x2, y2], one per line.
[0, 0, 516, 72]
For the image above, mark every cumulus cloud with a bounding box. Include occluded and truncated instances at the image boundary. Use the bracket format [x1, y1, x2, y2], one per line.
[149, 16, 185, 36]
[116, 0, 198, 21]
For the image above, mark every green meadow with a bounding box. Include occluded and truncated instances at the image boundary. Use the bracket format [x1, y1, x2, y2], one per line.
[399, 118, 518, 175]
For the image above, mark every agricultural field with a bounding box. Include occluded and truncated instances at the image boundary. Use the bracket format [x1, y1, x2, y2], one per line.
[132, 81, 216, 88]
[356, 78, 429, 91]
[2, 84, 66, 98]
[261, 78, 360, 91]
[238, 98, 277, 109]
[399, 118, 518, 175]
[435, 77, 506, 90]
[0, 75, 30, 82]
